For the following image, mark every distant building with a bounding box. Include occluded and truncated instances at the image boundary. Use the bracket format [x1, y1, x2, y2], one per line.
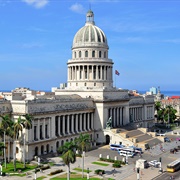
[150, 87, 157, 95]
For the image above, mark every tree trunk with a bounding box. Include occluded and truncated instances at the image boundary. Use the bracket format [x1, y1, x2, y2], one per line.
[4, 131, 7, 168]
[23, 133, 26, 168]
[13, 140, 17, 171]
[67, 164, 70, 180]
[8, 138, 10, 163]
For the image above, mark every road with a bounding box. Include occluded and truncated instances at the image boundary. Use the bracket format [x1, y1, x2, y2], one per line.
[154, 171, 180, 180]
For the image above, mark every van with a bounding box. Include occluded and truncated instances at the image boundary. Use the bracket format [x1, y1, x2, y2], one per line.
[118, 150, 135, 158]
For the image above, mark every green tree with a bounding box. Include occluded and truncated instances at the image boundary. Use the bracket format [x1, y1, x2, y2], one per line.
[13, 116, 24, 171]
[75, 133, 91, 153]
[164, 105, 177, 124]
[22, 114, 33, 168]
[0, 114, 12, 168]
[155, 101, 161, 121]
[58, 141, 77, 180]
[0, 142, 5, 157]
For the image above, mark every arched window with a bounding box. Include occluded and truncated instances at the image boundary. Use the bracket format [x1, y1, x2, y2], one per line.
[99, 51, 101, 58]
[104, 52, 106, 58]
[74, 52, 76, 58]
[79, 51, 81, 58]
[92, 51, 95, 57]
[85, 51, 88, 57]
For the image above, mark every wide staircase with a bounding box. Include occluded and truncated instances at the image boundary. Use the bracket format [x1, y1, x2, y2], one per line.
[113, 127, 162, 150]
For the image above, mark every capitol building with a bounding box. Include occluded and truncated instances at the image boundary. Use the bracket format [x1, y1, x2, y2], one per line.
[0, 10, 155, 161]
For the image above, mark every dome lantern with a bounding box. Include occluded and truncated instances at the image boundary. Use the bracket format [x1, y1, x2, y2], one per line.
[86, 10, 95, 25]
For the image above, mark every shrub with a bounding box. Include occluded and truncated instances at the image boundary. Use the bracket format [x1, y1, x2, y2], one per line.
[99, 157, 125, 165]
[50, 169, 63, 175]
[41, 165, 50, 170]
[113, 161, 121, 168]
[94, 169, 105, 175]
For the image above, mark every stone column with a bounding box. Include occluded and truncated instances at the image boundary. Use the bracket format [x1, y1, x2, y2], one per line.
[80, 114, 82, 132]
[96, 65, 98, 80]
[58, 116, 61, 136]
[117, 107, 120, 127]
[92, 65, 94, 80]
[76, 114, 79, 133]
[113, 108, 116, 127]
[101, 65, 103, 80]
[87, 113, 90, 131]
[62, 115, 65, 135]
[49, 117, 51, 138]
[91, 113, 94, 130]
[37, 119, 40, 140]
[43, 118, 45, 138]
[83, 66, 85, 80]
[87, 65, 89, 79]
[67, 115, 70, 134]
[74, 66, 77, 80]
[71, 115, 74, 134]
[104, 66, 106, 80]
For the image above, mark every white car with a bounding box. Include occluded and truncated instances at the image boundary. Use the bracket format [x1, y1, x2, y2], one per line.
[148, 160, 161, 168]
[156, 133, 166, 136]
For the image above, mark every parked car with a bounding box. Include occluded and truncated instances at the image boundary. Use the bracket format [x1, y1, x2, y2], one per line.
[156, 133, 166, 136]
[164, 137, 171, 142]
[176, 137, 180, 141]
[148, 160, 160, 168]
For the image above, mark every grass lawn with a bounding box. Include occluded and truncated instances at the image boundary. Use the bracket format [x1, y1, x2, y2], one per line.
[37, 176, 47, 180]
[2, 162, 37, 173]
[73, 168, 92, 173]
[50, 173, 101, 180]
[92, 162, 109, 166]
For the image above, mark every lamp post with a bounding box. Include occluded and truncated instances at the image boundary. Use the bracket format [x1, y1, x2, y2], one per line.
[0, 161, 2, 176]
[87, 167, 89, 180]
[159, 157, 162, 173]
[82, 151, 85, 178]
[34, 168, 37, 180]
[137, 167, 140, 180]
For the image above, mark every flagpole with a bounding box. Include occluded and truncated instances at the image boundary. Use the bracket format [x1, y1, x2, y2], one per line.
[115, 73, 116, 88]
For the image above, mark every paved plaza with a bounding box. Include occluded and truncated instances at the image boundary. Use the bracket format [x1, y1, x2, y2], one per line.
[1, 132, 180, 180]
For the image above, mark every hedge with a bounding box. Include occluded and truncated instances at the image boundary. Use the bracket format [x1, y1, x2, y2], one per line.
[50, 169, 63, 175]
[94, 169, 105, 175]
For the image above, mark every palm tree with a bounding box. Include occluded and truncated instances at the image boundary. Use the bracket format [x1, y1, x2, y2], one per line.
[13, 116, 24, 171]
[22, 114, 33, 168]
[75, 133, 91, 153]
[58, 141, 77, 180]
[0, 114, 11, 168]
[155, 101, 161, 121]
[0, 142, 5, 157]
[75, 133, 90, 178]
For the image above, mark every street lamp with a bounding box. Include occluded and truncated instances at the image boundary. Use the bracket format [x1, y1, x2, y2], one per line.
[159, 157, 163, 173]
[137, 167, 140, 180]
[82, 151, 85, 178]
[87, 167, 89, 180]
[34, 168, 37, 180]
[0, 161, 2, 176]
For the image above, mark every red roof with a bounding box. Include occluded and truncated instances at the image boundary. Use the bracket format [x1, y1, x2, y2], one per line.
[171, 96, 180, 99]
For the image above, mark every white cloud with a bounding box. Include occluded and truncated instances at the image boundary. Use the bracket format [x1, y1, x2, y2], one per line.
[163, 39, 180, 44]
[18, 42, 44, 49]
[22, 0, 49, 9]
[69, 3, 85, 14]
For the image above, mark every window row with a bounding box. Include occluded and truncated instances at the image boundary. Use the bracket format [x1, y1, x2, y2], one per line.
[73, 50, 107, 59]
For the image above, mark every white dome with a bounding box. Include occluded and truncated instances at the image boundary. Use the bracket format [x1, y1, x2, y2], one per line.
[72, 10, 108, 49]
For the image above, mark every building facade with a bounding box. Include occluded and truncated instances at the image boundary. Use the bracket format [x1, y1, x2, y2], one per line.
[0, 10, 155, 161]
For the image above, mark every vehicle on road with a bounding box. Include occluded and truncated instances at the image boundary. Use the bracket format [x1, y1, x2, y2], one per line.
[148, 160, 161, 168]
[176, 137, 180, 141]
[128, 146, 143, 153]
[164, 137, 171, 142]
[110, 144, 125, 151]
[118, 150, 135, 158]
[156, 133, 166, 136]
[167, 158, 180, 172]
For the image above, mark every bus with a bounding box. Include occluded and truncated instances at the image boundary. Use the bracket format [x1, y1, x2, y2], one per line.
[110, 144, 125, 151]
[167, 158, 180, 173]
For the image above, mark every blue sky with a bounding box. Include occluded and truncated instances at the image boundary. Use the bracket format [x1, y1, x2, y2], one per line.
[0, 0, 180, 91]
